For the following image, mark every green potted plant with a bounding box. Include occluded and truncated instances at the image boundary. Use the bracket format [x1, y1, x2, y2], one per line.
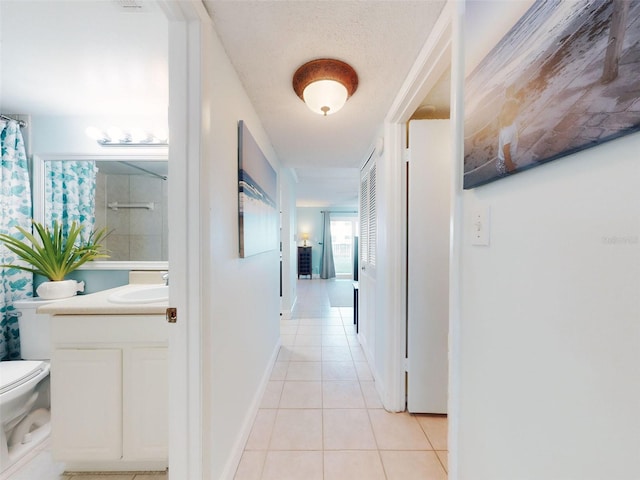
[0, 220, 108, 299]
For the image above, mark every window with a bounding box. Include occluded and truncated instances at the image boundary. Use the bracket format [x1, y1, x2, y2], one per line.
[331, 218, 358, 278]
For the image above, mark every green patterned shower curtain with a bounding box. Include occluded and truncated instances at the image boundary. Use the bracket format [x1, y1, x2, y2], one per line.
[0, 119, 33, 360]
[44, 160, 98, 243]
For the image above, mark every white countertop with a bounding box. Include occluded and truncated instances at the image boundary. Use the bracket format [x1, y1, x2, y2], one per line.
[37, 284, 168, 315]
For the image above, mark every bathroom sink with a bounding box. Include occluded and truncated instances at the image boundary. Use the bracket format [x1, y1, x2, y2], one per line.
[107, 285, 169, 304]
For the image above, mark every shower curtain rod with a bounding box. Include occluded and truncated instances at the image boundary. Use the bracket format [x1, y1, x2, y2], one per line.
[0, 114, 27, 128]
[320, 210, 357, 214]
[122, 161, 167, 181]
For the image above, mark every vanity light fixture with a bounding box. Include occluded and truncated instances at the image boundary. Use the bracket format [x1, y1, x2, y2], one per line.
[292, 59, 358, 116]
[85, 126, 168, 147]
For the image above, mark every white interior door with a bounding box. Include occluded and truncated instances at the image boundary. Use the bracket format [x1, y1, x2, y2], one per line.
[163, 2, 203, 478]
[407, 120, 451, 414]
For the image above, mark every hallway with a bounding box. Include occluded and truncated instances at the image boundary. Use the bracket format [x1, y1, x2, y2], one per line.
[234, 279, 448, 480]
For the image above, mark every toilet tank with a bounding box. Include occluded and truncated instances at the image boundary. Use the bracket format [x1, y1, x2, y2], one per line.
[13, 298, 61, 360]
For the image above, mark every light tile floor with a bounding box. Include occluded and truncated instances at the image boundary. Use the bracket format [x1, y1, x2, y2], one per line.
[234, 279, 448, 480]
[4, 279, 446, 480]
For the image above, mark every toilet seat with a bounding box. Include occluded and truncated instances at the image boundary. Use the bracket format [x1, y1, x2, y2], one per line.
[0, 361, 50, 402]
[1, 360, 52, 473]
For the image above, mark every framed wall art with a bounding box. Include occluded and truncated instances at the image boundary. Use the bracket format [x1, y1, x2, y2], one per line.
[238, 120, 278, 258]
[464, 0, 640, 189]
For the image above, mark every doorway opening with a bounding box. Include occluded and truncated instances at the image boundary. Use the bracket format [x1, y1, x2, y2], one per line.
[330, 216, 358, 279]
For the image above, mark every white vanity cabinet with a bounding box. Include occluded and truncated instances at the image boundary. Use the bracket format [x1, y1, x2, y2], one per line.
[126, 346, 169, 460]
[49, 314, 168, 472]
[51, 348, 123, 461]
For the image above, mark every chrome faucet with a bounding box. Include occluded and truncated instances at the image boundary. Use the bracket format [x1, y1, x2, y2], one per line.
[162, 272, 169, 286]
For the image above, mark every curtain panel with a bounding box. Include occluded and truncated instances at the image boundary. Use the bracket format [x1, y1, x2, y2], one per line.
[0, 120, 33, 360]
[320, 211, 336, 279]
[44, 160, 98, 243]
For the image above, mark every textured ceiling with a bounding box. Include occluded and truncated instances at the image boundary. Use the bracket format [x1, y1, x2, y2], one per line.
[205, 0, 446, 206]
[0, 0, 446, 208]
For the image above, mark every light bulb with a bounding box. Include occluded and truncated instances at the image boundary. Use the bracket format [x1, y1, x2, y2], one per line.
[303, 80, 348, 116]
[85, 126, 107, 142]
[107, 127, 126, 143]
[130, 128, 152, 143]
[154, 128, 168, 143]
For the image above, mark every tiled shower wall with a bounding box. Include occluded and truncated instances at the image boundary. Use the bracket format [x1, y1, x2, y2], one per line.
[95, 172, 168, 261]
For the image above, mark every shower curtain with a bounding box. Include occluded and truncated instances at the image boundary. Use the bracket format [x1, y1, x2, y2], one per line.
[44, 160, 98, 243]
[320, 211, 336, 279]
[0, 119, 33, 360]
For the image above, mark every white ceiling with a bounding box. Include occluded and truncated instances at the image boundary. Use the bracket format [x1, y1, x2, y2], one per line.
[0, 0, 168, 117]
[0, 0, 446, 208]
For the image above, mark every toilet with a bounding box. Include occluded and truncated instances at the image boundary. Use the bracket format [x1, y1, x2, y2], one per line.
[0, 298, 57, 472]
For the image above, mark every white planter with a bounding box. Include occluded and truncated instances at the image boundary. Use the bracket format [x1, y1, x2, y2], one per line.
[36, 280, 85, 300]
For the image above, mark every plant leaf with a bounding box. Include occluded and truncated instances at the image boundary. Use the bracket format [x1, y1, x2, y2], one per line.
[0, 220, 109, 281]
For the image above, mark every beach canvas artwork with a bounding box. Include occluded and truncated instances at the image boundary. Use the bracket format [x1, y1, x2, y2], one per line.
[238, 121, 278, 258]
[464, 0, 640, 189]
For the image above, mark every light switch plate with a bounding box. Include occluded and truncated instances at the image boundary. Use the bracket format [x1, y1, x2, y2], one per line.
[472, 206, 490, 246]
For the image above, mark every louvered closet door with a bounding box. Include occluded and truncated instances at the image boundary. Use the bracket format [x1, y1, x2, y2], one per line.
[358, 156, 377, 359]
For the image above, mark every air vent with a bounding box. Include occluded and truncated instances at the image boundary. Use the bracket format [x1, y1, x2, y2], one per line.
[114, 0, 144, 10]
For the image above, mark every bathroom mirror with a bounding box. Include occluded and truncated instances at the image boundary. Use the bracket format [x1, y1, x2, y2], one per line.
[32, 154, 169, 271]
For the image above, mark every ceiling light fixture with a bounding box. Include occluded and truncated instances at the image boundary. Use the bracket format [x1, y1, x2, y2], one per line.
[292, 59, 358, 116]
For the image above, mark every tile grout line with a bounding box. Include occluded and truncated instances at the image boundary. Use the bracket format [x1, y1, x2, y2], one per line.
[320, 339, 325, 480]
[360, 354, 389, 480]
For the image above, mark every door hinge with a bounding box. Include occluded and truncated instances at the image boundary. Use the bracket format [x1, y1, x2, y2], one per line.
[166, 307, 177, 323]
[403, 357, 409, 372]
[403, 149, 410, 163]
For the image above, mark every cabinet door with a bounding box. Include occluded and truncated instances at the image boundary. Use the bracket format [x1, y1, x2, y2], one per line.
[51, 349, 122, 461]
[125, 347, 168, 460]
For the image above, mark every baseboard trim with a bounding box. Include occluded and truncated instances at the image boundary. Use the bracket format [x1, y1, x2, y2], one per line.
[358, 332, 402, 412]
[219, 338, 281, 480]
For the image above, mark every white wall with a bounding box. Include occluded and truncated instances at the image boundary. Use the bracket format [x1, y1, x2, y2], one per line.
[281, 168, 298, 316]
[198, 21, 284, 480]
[459, 132, 640, 479]
[30, 114, 167, 156]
